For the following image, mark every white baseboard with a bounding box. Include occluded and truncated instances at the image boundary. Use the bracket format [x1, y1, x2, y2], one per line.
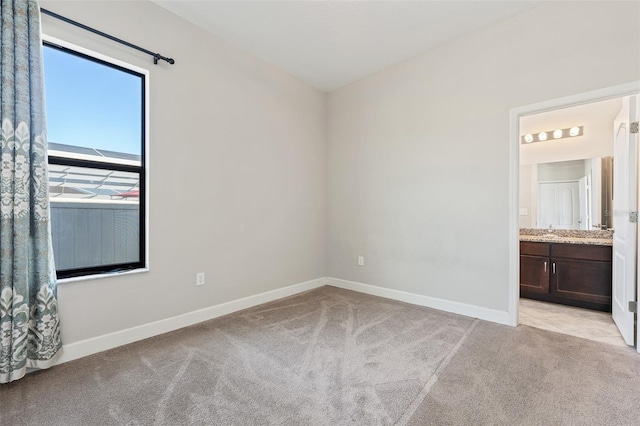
[327, 277, 510, 325]
[57, 276, 511, 365]
[56, 277, 327, 365]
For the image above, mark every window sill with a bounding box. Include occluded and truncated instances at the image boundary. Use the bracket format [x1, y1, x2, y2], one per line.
[57, 267, 149, 284]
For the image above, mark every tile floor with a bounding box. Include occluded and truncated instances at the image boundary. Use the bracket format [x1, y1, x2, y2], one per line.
[519, 298, 629, 348]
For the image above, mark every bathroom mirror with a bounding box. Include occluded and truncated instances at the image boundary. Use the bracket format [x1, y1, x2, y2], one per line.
[519, 156, 613, 230]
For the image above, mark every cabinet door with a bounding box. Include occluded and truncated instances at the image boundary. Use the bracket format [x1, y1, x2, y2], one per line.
[551, 258, 612, 305]
[520, 255, 549, 294]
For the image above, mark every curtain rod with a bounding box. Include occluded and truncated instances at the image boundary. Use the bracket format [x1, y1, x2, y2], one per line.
[40, 8, 175, 65]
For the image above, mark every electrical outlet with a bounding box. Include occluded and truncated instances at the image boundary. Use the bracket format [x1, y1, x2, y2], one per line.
[196, 272, 205, 286]
[358, 256, 364, 266]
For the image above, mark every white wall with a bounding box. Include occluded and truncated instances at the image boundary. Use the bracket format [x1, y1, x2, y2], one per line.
[519, 165, 534, 228]
[40, 1, 326, 346]
[520, 97, 620, 165]
[326, 1, 640, 313]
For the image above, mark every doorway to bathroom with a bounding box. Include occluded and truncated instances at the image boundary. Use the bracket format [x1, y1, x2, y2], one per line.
[509, 83, 640, 351]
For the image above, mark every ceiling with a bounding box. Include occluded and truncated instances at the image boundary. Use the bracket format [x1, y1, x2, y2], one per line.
[152, 1, 543, 92]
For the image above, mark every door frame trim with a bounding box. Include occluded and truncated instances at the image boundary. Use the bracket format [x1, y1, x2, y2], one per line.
[508, 81, 640, 329]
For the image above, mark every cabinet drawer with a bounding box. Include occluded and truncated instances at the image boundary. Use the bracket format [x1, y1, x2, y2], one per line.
[520, 242, 549, 256]
[550, 244, 612, 262]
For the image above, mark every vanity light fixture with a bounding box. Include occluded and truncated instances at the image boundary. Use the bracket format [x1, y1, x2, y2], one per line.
[520, 125, 583, 144]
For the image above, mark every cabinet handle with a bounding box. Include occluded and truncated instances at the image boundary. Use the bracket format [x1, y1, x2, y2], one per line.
[552, 262, 556, 274]
[544, 261, 547, 272]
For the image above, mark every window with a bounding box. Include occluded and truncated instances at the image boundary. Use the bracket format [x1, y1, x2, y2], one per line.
[43, 40, 147, 279]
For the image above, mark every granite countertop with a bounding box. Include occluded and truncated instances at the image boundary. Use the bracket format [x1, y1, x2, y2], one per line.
[519, 234, 613, 246]
[519, 229, 613, 246]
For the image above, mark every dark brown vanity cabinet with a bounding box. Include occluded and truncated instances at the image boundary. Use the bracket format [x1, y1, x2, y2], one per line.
[520, 242, 550, 294]
[520, 241, 612, 311]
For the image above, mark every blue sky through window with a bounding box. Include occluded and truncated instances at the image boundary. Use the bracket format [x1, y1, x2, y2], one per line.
[43, 45, 142, 156]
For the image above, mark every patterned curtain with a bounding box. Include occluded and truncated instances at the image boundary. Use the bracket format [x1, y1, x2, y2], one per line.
[0, 0, 62, 383]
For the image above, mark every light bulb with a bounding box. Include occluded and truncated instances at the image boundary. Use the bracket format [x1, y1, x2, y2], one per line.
[538, 132, 548, 141]
[569, 126, 580, 136]
[524, 134, 534, 143]
[553, 129, 563, 139]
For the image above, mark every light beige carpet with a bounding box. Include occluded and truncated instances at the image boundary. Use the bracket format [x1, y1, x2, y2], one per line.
[0, 286, 475, 425]
[2, 286, 640, 425]
[407, 320, 640, 425]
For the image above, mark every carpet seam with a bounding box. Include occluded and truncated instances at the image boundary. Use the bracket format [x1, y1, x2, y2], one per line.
[393, 318, 480, 426]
